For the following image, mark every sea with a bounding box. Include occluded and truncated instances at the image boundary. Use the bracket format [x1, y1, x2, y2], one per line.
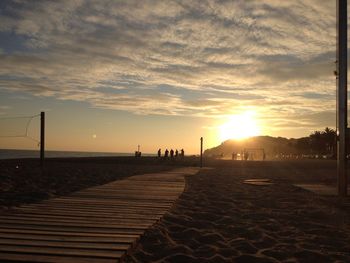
[0, 149, 156, 159]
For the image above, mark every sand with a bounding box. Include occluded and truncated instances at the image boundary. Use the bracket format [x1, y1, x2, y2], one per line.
[127, 160, 350, 262]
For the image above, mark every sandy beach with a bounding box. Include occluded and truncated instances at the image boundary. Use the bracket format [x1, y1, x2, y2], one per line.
[1, 158, 350, 262]
[127, 160, 350, 262]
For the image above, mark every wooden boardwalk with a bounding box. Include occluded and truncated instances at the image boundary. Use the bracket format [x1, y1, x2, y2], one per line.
[0, 167, 199, 262]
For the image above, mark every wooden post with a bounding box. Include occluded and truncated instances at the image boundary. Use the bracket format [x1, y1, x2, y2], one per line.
[337, 0, 347, 196]
[200, 137, 203, 168]
[40, 111, 45, 167]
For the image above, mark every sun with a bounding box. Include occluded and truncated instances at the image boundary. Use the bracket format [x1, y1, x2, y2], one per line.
[219, 111, 260, 141]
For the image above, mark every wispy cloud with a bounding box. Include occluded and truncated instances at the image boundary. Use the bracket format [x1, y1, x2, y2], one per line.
[0, 0, 337, 132]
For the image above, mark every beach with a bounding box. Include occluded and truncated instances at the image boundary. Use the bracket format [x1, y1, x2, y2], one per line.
[1, 157, 350, 262]
[127, 160, 350, 262]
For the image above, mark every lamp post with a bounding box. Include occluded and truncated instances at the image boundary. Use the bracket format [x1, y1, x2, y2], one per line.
[336, 0, 347, 196]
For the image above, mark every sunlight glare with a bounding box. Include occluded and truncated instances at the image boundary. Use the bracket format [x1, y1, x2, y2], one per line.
[219, 111, 260, 141]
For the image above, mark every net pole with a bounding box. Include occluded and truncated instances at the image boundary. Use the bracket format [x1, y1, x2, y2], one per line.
[337, 0, 347, 196]
[200, 137, 203, 168]
[40, 112, 45, 167]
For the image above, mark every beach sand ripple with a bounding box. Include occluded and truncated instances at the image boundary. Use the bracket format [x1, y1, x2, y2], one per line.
[127, 161, 350, 262]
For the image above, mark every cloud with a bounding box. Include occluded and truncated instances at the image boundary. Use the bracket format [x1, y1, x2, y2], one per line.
[0, 0, 339, 132]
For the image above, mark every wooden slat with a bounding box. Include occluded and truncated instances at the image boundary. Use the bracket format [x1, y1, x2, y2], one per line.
[8, 210, 162, 220]
[0, 232, 136, 243]
[0, 252, 117, 263]
[0, 238, 130, 250]
[0, 228, 139, 239]
[0, 245, 123, 259]
[0, 214, 157, 224]
[17, 206, 169, 215]
[0, 219, 152, 229]
[0, 223, 146, 234]
[0, 167, 199, 262]
[15, 206, 167, 215]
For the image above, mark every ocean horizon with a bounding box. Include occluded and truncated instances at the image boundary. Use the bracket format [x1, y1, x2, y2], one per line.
[0, 149, 156, 159]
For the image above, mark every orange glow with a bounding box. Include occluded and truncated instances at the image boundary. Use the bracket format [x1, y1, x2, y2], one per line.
[219, 111, 260, 141]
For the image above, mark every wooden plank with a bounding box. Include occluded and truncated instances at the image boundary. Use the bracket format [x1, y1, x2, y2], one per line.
[7, 210, 162, 220]
[86, 185, 184, 190]
[0, 245, 123, 259]
[0, 214, 157, 224]
[0, 252, 118, 263]
[11, 208, 164, 218]
[15, 206, 167, 215]
[0, 224, 145, 234]
[50, 199, 174, 207]
[20, 203, 172, 211]
[48, 198, 173, 207]
[80, 190, 181, 195]
[0, 219, 152, 229]
[0, 232, 136, 243]
[0, 228, 139, 239]
[66, 194, 179, 200]
[0, 238, 130, 250]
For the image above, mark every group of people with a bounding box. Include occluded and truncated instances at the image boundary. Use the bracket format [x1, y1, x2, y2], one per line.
[231, 150, 266, 161]
[158, 148, 184, 159]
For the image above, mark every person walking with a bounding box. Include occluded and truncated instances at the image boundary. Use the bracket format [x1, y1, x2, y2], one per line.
[180, 149, 184, 158]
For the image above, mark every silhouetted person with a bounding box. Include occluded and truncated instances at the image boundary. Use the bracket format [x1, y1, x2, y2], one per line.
[164, 149, 169, 159]
[244, 151, 249, 161]
[175, 149, 178, 157]
[232, 152, 237, 160]
[158, 148, 161, 158]
[170, 149, 174, 158]
[180, 149, 184, 158]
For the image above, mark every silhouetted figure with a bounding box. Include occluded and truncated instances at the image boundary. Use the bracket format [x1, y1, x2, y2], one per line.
[158, 148, 161, 158]
[180, 149, 184, 158]
[232, 152, 237, 160]
[164, 149, 169, 159]
[170, 149, 174, 158]
[175, 149, 179, 157]
[244, 151, 249, 161]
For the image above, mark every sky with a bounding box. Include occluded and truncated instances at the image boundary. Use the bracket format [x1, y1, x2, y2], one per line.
[0, 0, 340, 154]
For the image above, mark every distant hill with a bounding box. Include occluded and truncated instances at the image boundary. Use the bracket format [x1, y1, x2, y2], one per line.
[204, 129, 336, 159]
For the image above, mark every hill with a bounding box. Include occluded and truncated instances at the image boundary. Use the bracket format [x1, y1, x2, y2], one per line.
[204, 128, 336, 159]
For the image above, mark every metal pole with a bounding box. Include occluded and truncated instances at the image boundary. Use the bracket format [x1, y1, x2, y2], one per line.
[337, 0, 347, 196]
[40, 111, 45, 167]
[200, 137, 203, 168]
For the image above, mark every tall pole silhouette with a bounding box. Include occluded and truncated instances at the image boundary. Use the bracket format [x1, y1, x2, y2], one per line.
[200, 137, 203, 168]
[337, 0, 347, 196]
[40, 112, 45, 167]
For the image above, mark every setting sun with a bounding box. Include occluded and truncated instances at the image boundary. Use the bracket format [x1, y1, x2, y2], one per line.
[219, 111, 260, 141]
